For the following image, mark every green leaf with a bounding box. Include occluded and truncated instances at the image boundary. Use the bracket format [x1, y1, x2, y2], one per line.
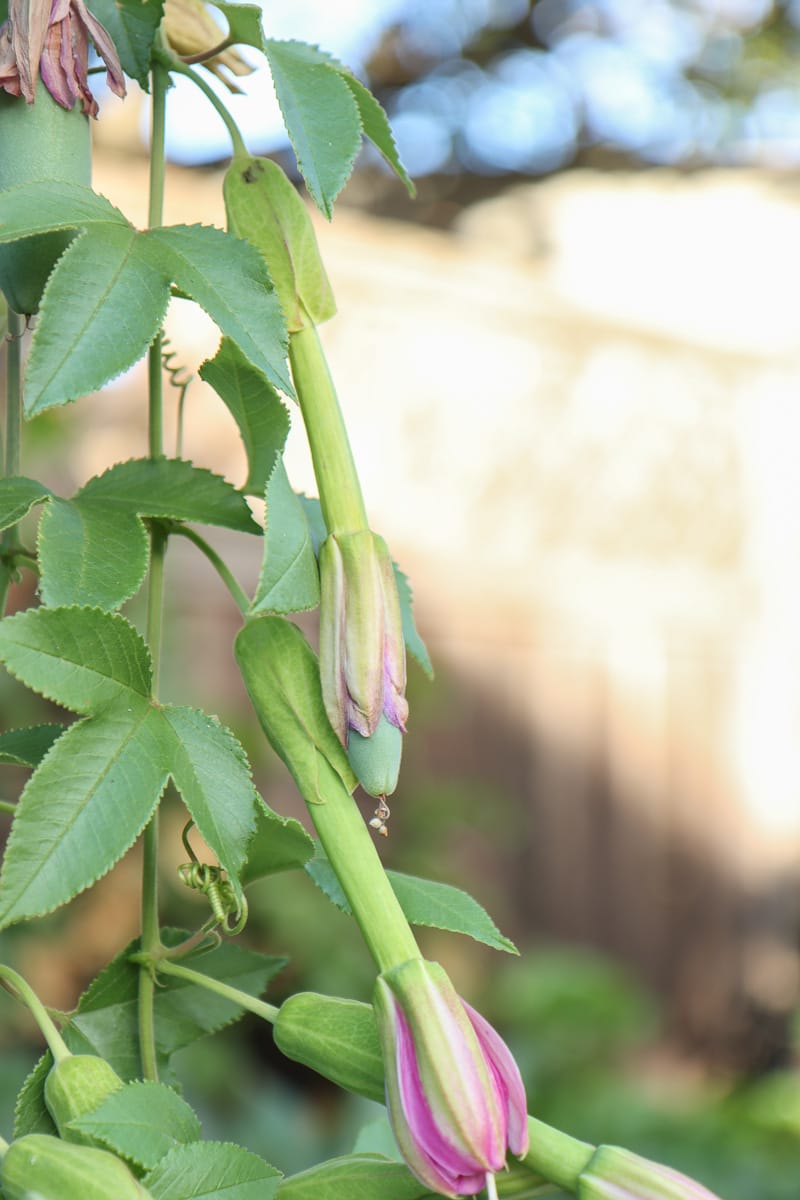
[37, 496, 148, 610]
[212, 0, 266, 54]
[89, 0, 165, 88]
[68, 1080, 202, 1169]
[13, 1051, 57, 1138]
[263, 40, 362, 218]
[162, 706, 259, 903]
[393, 565, 433, 679]
[0, 723, 62, 767]
[252, 459, 320, 614]
[0, 704, 169, 928]
[25, 223, 168, 416]
[143, 1141, 281, 1200]
[0, 607, 152, 713]
[144, 225, 293, 396]
[0, 476, 52, 529]
[241, 798, 314, 885]
[277, 1155, 430, 1200]
[297, 494, 326, 555]
[387, 871, 518, 955]
[307, 849, 517, 954]
[199, 339, 290, 495]
[79, 458, 260, 532]
[223, 155, 336, 331]
[337, 73, 415, 196]
[0, 181, 128, 240]
[235, 615, 357, 804]
[38, 460, 259, 610]
[69, 932, 286, 1081]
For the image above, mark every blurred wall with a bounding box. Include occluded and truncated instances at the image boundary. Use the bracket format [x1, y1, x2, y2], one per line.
[83, 153, 800, 1064]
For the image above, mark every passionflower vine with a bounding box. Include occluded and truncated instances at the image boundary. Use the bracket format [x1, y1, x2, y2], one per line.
[0, 0, 125, 115]
[319, 529, 407, 744]
[373, 958, 529, 1198]
[577, 1145, 724, 1200]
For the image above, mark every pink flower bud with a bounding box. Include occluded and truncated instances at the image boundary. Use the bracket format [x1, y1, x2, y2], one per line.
[374, 958, 528, 1198]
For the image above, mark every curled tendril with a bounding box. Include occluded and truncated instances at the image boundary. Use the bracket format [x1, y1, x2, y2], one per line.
[161, 337, 194, 457]
[178, 820, 248, 935]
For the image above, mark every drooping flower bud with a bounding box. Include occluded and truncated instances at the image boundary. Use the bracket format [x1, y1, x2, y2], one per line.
[319, 530, 408, 745]
[374, 958, 529, 1198]
[0, 0, 125, 115]
[578, 1145, 724, 1200]
[163, 0, 252, 93]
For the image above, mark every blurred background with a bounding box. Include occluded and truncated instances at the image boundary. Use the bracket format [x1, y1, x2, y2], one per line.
[1, 1, 800, 1196]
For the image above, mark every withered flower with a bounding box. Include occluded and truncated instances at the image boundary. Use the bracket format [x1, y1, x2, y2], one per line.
[0, 0, 125, 117]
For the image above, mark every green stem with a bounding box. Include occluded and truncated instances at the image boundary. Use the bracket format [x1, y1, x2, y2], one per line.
[0, 800, 16, 814]
[309, 777, 419, 972]
[289, 322, 369, 535]
[522, 1116, 594, 1192]
[138, 59, 171, 1085]
[157, 51, 247, 158]
[0, 1133, 8, 1158]
[0, 309, 24, 614]
[171, 525, 250, 615]
[152, 958, 280, 1023]
[0, 964, 70, 1063]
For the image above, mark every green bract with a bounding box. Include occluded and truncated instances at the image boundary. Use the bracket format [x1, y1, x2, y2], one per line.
[44, 1054, 123, 1144]
[1, 1134, 153, 1199]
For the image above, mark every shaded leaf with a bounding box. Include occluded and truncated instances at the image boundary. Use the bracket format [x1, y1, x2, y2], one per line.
[0, 476, 52, 529]
[0, 723, 62, 767]
[307, 848, 517, 954]
[69, 932, 286, 1081]
[241, 798, 314, 886]
[263, 40, 362, 218]
[162, 705, 259, 904]
[89, 0, 164, 88]
[13, 1051, 57, 1138]
[277, 1154, 430, 1200]
[200, 338, 290, 496]
[252, 459, 320, 615]
[69, 1079, 201, 1169]
[143, 1140, 281, 1200]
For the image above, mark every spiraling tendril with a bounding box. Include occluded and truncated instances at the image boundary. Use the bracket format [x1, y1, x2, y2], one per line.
[178, 820, 248, 935]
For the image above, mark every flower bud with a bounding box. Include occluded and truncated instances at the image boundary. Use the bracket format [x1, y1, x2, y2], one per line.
[163, 0, 252, 93]
[319, 530, 408, 746]
[578, 1145, 723, 1200]
[374, 958, 528, 1198]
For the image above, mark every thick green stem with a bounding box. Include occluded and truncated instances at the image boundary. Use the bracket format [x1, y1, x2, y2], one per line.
[171, 525, 250, 615]
[138, 60, 170, 1085]
[310, 779, 419, 973]
[0, 799, 16, 814]
[522, 1116, 594, 1192]
[0, 964, 70, 1063]
[289, 322, 369, 535]
[153, 958, 279, 1023]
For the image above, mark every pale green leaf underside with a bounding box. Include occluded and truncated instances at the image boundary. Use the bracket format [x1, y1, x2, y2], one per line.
[0, 606, 152, 714]
[199, 339, 290, 496]
[212, 0, 266, 55]
[143, 1141, 281, 1200]
[69, 1080, 202, 1170]
[252, 459, 320, 615]
[264, 40, 362, 219]
[0, 704, 169, 928]
[162, 706, 259, 905]
[338, 73, 415, 196]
